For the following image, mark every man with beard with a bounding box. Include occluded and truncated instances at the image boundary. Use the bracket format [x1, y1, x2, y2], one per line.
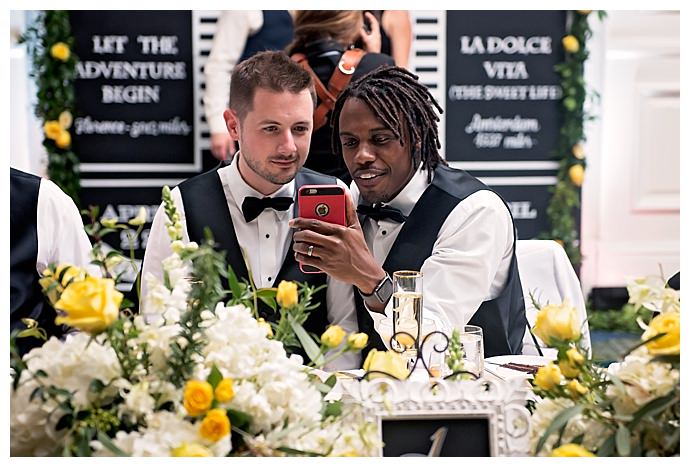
[143, 51, 359, 369]
[290, 66, 528, 358]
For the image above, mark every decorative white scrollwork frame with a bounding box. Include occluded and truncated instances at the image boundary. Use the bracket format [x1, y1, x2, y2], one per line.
[339, 377, 532, 457]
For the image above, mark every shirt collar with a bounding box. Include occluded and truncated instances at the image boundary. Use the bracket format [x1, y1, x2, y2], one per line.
[350, 164, 431, 218]
[221, 153, 295, 209]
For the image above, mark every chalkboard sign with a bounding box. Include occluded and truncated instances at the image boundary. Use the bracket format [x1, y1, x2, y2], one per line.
[70, 11, 195, 171]
[382, 415, 491, 457]
[445, 10, 565, 162]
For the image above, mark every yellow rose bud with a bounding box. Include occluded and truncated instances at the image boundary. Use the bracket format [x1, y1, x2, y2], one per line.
[347, 332, 369, 350]
[170, 240, 185, 254]
[571, 143, 585, 160]
[214, 378, 235, 403]
[58, 110, 73, 129]
[276, 280, 298, 308]
[171, 442, 212, 457]
[569, 164, 585, 187]
[558, 360, 580, 378]
[55, 130, 71, 149]
[43, 120, 62, 140]
[562, 35, 580, 53]
[362, 349, 410, 380]
[566, 347, 585, 366]
[257, 318, 273, 338]
[100, 217, 118, 229]
[46, 263, 87, 287]
[54, 277, 122, 335]
[642, 312, 680, 356]
[550, 443, 596, 457]
[50, 42, 71, 61]
[532, 301, 581, 345]
[534, 363, 562, 391]
[199, 408, 231, 442]
[321, 325, 346, 348]
[128, 206, 148, 226]
[183, 380, 213, 417]
[567, 379, 588, 398]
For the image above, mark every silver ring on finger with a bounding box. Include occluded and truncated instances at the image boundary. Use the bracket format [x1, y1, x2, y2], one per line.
[307, 244, 314, 257]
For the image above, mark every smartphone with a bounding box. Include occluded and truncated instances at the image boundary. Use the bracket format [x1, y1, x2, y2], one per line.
[297, 185, 346, 273]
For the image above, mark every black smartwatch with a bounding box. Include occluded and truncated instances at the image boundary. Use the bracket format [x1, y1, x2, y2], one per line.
[358, 273, 394, 307]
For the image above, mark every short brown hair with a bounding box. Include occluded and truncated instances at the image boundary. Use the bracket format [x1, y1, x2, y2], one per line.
[229, 51, 316, 120]
[286, 11, 363, 55]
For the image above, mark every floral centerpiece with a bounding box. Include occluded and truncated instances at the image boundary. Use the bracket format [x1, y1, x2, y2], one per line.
[10, 188, 379, 457]
[529, 274, 680, 457]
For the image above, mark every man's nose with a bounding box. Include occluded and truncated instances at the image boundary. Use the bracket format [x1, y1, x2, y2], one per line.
[354, 144, 376, 165]
[277, 130, 297, 155]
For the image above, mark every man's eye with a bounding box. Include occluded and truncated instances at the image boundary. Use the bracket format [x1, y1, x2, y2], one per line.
[341, 139, 357, 148]
[263, 126, 278, 133]
[373, 136, 391, 144]
[293, 126, 309, 133]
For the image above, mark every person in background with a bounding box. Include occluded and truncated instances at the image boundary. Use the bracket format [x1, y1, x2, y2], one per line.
[359, 10, 412, 68]
[143, 52, 361, 370]
[10, 168, 94, 355]
[287, 10, 394, 185]
[203, 11, 294, 161]
[290, 66, 528, 358]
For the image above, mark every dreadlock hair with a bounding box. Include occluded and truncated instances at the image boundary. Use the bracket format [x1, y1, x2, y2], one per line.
[330, 65, 447, 183]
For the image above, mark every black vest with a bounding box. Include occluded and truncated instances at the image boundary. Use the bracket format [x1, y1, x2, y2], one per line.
[355, 165, 528, 358]
[178, 162, 336, 357]
[238, 11, 294, 63]
[10, 169, 65, 355]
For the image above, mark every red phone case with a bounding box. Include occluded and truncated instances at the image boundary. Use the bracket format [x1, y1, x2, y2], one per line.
[297, 185, 346, 273]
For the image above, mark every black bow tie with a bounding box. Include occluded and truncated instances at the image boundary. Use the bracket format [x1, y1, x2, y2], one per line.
[357, 204, 408, 223]
[242, 196, 293, 222]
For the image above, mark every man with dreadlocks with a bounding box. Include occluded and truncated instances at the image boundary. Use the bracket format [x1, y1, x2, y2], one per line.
[291, 65, 528, 358]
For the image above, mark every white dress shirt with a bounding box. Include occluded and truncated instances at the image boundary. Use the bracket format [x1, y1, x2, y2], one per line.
[36, 178, 95, 275]
[203, 11, 263, 135]
[351, 165, 515, 335]
[142, 156, 360, 369]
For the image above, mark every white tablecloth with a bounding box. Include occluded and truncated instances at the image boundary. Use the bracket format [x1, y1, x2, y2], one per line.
[516, 240, 591, 357]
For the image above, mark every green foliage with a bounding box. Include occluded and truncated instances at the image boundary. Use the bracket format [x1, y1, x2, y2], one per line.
[587, 303, 653, 333]
[20, 11, 80, 203]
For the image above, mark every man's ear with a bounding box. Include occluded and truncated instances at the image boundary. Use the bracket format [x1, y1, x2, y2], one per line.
[224, 109, 241, 140]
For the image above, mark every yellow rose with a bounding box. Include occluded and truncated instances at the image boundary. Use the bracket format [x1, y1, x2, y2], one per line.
[183, 380, 213, 416]
[347, 332, 369, 350]
[128, 206, 148, 226]
[199, 408, 231, 442]
[558, 360, 580, 378]
[569, 164, 584, 187]
[276, 280, 298, 308]
[550, 444, 596, 457]
[54, 277, 121, 334]
[532, 302, 581, 345]
[566, 347, 585, 366]
[362, 349, 409, 380]
[55, 130, 71, 149]
[642, 312, 680, 356]
[562, 35, 580, 53]
[571, 143, 585, 160]
[567, 379, 588, 398]
[59, 110, 73, 129]
[50, 42, 71, 61]
[171, 442, 212, 457]
[534, 363, 562, 391]
[321, 325, 346, 348]
[257, 318, 273, 338]
[43, 120, 62, 140]
[43, 263, 87, 287]
[214, 378, 235, 403]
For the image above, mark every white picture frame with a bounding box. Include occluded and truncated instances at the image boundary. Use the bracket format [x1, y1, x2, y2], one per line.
[339, 377, 532, 457]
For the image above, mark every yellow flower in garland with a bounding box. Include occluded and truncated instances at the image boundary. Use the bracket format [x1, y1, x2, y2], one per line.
[532, 301, 581, 345]
[276, 280, 298, 308]
[58, 110, 73, 129]
[128, 206, 148, 226]
[567, 379, 588, 398]
[214, 378, 235, 403]
[54, 276, 122, 334]
[43, 120, 62, 140]
[562, 35, 580, 53]
[199, 408, 231, 442]
[171, 442, 212, 457]
[566, 347, 585, 366]
[347, 332, 369, 350]
[571, 143, 586, 160]
[55, 130, 71, 149]
[569, 164, 585, 187]
[50, 42, 71, 61]
[183, 380, 213, 416]
[321, 325, 346, 348]
[550, 444, 595, 457]
[558, 360, 580, 378]
[642, 312, 680, 356]
[534, 363, 562, 391]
